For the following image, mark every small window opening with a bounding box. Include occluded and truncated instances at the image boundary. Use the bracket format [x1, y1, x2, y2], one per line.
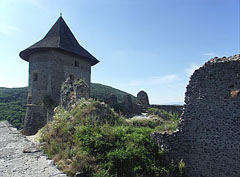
[69, 74, 74, 80]
[74, 61, 79, 67]
[33, 73, 38, 81]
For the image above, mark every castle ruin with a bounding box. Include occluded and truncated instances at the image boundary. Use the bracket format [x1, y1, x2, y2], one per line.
[19, 16, 99, 135]
[153, 54, 240, 177]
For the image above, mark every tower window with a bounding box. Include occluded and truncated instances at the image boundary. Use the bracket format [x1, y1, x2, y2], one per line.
[33, 73, 38, 81]
[74, 61, 79, 67]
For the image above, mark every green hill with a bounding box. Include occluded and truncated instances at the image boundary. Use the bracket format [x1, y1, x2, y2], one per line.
[0, 87, 28, 129]
[0, 83, 137, 129]
[90, 83, 137, 103]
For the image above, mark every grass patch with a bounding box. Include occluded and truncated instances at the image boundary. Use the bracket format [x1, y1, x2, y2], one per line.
[126, 107, 180, 133]
[40, 99, 185, 176]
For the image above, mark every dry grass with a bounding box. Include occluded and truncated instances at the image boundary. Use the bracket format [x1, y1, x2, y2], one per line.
[230, 89, 240, 98]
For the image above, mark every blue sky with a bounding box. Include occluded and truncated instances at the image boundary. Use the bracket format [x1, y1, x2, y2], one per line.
[0, 0, 239, 104]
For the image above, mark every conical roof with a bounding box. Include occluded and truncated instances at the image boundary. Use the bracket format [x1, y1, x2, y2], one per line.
[19, 17, 99, 66]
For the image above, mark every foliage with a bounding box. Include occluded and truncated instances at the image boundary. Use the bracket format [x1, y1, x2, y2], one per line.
[126, 108, 181, 133]
[56, 99, 125, 125]
[147, 107, 180, 120]
[0, 87, 27, 129]
[127, 117, 164, 129]
[0, 83, 136, 129]
[40, 99, 185, 177]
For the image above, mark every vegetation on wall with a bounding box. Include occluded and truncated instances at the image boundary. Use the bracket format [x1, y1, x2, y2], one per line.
[40, 99, 185, 177]
[0, 86, 185, 176]
[0, 83, 137, 129]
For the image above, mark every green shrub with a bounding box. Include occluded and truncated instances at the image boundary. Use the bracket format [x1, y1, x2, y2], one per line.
[147, 108, 180, 120]
[127, 118, 164, 129]
[40, 99, 185, 177]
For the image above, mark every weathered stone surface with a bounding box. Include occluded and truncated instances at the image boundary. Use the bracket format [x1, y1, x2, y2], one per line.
[23, 47, 93, 135]
[0, 121, 67, 177]
[106, 93, 118, 106]
[23, 106, 46, 135]
[74, 80, 90, 100]
[122, 95, 142, 116]
[153, 54, 240, 177]
[137, 90, 149, 107]
[61, 78, 90, 108]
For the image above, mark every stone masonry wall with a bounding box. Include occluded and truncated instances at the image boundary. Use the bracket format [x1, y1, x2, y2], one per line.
[24, 49, 91, 135]
[28, 50, 91, 105]
[153, 54, 240, 177]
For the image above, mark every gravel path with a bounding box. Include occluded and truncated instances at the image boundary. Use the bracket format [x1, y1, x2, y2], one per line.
[0, 121, 67, 177]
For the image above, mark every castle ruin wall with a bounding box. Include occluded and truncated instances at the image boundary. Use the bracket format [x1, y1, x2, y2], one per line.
[24, 49, 92, 135]
[153, 54, 240, 177]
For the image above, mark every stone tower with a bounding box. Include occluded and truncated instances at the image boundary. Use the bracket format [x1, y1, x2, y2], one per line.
[19, 16, 99, 135]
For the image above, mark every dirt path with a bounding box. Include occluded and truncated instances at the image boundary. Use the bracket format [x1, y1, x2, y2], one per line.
[0, 121, 67, 177]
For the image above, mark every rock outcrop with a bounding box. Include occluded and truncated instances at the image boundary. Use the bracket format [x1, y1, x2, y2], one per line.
[122, 95, 141, 116]
[137, 90, 149, 108]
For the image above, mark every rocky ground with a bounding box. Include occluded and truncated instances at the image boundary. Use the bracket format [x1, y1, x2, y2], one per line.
[0, 121, 67, 177]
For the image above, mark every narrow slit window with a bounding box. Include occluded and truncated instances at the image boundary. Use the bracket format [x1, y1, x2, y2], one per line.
[74, 61, 79, 67]
[33, 73, 38, 81]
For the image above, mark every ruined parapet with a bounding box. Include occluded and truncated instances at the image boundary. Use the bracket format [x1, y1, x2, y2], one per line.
[73, 79, 90, 100]
[122, 95, 141, 116]
[153, 54, 240, 177]
[60, 78, 90, 108]
[137, 90, 149, 108]
[106, 93, 118, 106]
[60, 78, 74, 108]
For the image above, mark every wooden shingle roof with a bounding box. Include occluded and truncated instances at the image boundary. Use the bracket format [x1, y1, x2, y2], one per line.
[19, 17, 99, 66]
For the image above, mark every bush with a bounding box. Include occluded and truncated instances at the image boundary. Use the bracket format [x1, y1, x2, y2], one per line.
[75, 125, 181, 177]
[40, 99, 185, 177]
[147, 108, 180, 120]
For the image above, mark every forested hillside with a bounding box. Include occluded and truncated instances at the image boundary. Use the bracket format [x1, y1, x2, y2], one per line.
[0, 87, 28, 129]
[90, 83, 137, 103]
[0, 83, 136, 129]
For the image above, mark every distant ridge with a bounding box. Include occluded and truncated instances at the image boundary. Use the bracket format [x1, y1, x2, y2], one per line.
[90, 83, 137, 103]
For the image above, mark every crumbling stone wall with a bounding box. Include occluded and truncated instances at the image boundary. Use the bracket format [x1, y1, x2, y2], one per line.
[60, 78, 90, 108]
[153, 54, 240, 177]
[106, 93, 118, 106]
[137, 90, 149, 108]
